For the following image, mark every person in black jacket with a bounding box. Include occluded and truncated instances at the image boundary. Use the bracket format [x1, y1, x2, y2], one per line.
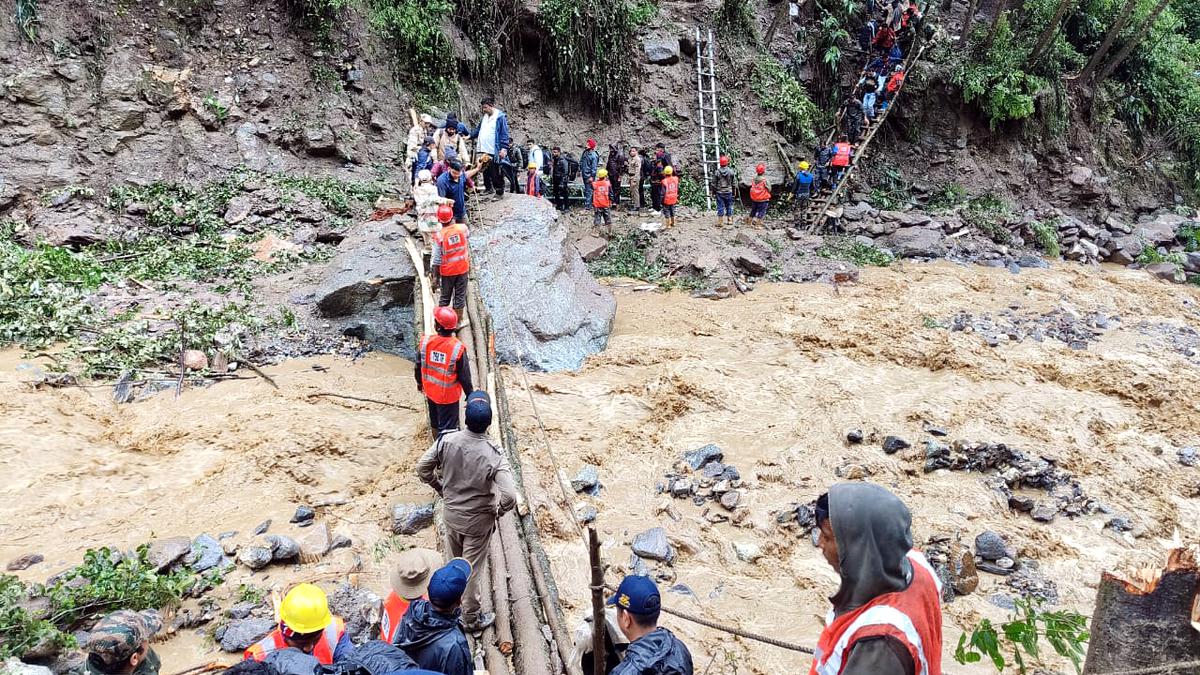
[550, 146, 570, 211]
[649, 143, 673, 214]
[395, 559, 475, 675]
[608, 575, 692, 675]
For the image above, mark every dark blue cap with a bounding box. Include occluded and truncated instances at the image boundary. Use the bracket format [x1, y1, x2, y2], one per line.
[465, 391, 492, 431]
[428, 558, 471, 606]
[606, 574, 661, 616]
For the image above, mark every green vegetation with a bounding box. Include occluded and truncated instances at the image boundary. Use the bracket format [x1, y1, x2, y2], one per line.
[648, 107, 681, 136]
[1030, 219, 1062, 257]
[715, 0, 757, 41]
[953, 16, 1061, 129]
[629, 0, 658, 25]
[372, 536, 411, 563]
[1178, 222, 1200, 251]
[751, 58, 820, 142]
[818, 236, 894, 266]
[286, 0, 352, 43]
[955, 598, 1089, 673]
[1, 545, 200, 659]
[368, 0, 457, 107]
[15, 0, 38, 42]
[539, 0, 638, 118]
[589, 230, 666, 281]
[202, 94, 229, 123]
[963, 194, 1014, 243]
[927, 182, 969, 212]
[237, 584, 267, 605]
[454, 0, 521, 80]
[310, 62, 342, 91]
[867, 167, 912, 210]
[678, 176, 707, 209]
[1135, 244, 1185, 265]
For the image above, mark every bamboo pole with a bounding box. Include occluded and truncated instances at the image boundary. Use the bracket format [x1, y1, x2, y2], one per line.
[489, 534, 516, 655]
[589, 528, 606, 675]
[498, 514, 556, 674]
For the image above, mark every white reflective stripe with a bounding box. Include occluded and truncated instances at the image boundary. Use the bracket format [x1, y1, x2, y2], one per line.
[818, 605, 928, 675]
[253, 634, 278, 655]
[908, 550, 942, 597]
[322, 620, 340, 649]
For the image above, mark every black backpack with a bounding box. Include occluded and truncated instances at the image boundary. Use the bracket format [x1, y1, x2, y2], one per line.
[564, 154, 580, 182]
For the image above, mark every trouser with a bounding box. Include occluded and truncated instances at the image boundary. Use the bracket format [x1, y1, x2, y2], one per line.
[447, 525, 494, 625]
[484, 157, 504, 196]
[426, 399, 460, 435]
[750, 201, 769, 219]
[438, 272, 468, 310]
[611, 177, 622, 205]
[629, 177, 642, 209]
[583, 177, 594, 209]
[505, 165, 519, 193]
[716, 193, 734, 216]
[593, 207, 612, 229]
[651, 181, 663, 211]
[553, 183, 569, 210]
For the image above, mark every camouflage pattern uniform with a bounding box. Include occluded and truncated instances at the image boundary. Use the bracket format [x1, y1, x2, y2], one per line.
[83, 610, 162, 675]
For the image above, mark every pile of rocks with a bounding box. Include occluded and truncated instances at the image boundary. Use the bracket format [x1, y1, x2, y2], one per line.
[923, 439, 1097, 523]
[659, 444, 747, 518]
[228, 507, 353, 571]
[943, 307, 1116, 350]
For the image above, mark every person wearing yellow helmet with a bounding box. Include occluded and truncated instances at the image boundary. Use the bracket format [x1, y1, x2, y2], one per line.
[794, 160, 814, 209]
[243, 583, 350, 664]
[523, 161, 544, 198]
[592, 168, 614, 234]
[661, 166, 679, 229]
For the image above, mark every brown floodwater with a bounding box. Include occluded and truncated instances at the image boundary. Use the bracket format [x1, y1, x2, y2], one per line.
[3, 261, 1198, 673]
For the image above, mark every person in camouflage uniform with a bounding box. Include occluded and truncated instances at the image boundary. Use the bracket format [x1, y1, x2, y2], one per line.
[84, 610, 162, 675]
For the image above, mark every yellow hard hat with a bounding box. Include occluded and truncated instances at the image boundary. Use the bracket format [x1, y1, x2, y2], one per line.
[799, 161, 810, 170]
[663, 165, 674, 175]
[279, 583, 332, 634]
[527, 163, 537, 170]
[597, 168, 608, 179]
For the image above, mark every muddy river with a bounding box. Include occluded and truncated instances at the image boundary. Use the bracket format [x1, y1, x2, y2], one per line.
[2, 261, 1198, 673]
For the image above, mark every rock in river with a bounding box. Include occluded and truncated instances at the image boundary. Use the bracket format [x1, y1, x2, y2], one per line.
[974, 531, 1016, 562]
[882, 436, 911, 454]
[683, 444, 723, 470]
[148, 536, 191, 571]
[237, 546, 273, 571]
[392, 503, 435, 535]
[632, 527, 674, 562]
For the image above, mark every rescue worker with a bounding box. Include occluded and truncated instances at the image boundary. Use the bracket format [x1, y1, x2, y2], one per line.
[382, 548, 444, 645]
[414, 306, 474, 435]
[431, 211, 469, 315]
[811, 482, 943, 675]
[650, 143, 673, 214]
[830, 134, 854, 187]
[606, 143, 627, 206]
[627, 146, 644, 212]
[524, 162, 545, 198]
[84, 610, 162, 675]
[592, 168, 614, 235]
[244, 584, 350, 664]
[581, 138, 601, 209]
[794, 161, 814, 209]
[394, 559, 475, 675]
[660, 166, 679, 229]
[713, 155, 736, 228]
[882, 65, 906, 110]
[607, 575, 693, 675]
[416, 390, 517, 633]
[815, 145, 834, 192]
[748, 164, 771, 228]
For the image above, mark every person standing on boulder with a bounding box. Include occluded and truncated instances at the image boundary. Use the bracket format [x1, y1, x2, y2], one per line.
[416, 391, 517, 633]
[581, 138, 601, 210]
[607, 575, 694, 675]
[713, 155, 736, 228]
[84, 610, 164, 675]
[415, 306, 473, 435]
[810, 482, 943, 675]
[469, 96, 510, 199]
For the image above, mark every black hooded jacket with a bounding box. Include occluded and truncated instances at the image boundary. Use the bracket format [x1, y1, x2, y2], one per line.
[393, 599, 472, 675]
[610, 627, 693, 675]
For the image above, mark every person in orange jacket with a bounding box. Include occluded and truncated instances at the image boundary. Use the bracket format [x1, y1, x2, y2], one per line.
[415, 306, 474, 435]
[661, 166, 679, 229]
[592, 168, 614, 235]
[244, 584, 350, 665]
[748, 164, 771, 229]
[381, 548, 443, 644]
[431, 213, 470, 318]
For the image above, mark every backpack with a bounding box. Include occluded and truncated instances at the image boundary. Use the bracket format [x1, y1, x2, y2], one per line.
[564, 154, 580, 182]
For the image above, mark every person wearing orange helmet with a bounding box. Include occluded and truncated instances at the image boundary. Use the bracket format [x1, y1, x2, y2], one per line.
[748, 163, 771, 229]
[712, 155, 736, 228]
[415, 306, 474, 435]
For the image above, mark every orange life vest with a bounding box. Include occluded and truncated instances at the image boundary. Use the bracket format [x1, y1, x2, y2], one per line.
[750, 179, 771, 202]
[662, 176, 679, 206]
[592, 179, 612, 208]
[420, 334, 465, 405]
[887, 71, 906, 94]
[832, 143, 852, 167]
[379, 591, 418, 643]
[809, 551, 943, 675]
[437, 223, 470, 276]
[244, 618, 345, 665]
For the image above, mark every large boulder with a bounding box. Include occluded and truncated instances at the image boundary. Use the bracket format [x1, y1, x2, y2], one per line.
[472, 197, 616, 371]
[310, 218, 418, 358]
[1108, 213, 1191, 260]
[643, 39, 681, 65]
[886, 226, 946, 258]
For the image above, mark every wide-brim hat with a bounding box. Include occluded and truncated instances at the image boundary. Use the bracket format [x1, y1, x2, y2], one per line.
[390, 548, 444, 600]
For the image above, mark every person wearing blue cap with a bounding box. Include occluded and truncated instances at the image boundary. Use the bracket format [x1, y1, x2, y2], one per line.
[394, 558, 474, 675]
[607, 575, 693, 675]
[416, 390, 517, 633]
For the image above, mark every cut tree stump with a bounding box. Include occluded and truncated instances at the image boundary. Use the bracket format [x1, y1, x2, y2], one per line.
[1083, 547, 1200, 673]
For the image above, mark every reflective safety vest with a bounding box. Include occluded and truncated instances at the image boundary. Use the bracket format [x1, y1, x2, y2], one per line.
[832, 143, 852, 167]
[662, 176, 679, 205]
[420, 334, 465, 405]
[592, 179, 612, 208]
[244, 618, 345, 665]
[809, 551, 943, 675]
[887, 72, 906, 94]
[438, 223, 470, 276]
[379, 591, 418, 643]
[750, 179, 771, 203]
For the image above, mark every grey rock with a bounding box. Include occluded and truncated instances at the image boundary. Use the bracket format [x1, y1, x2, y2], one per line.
[264, 535, 300, 561]
[886, 227, 946, 258]
[236, 546, 273, 570]
[219, 618, 274, 651]
[846, 429, 864, 444]
[473, 197, 616, 371]
[576, 504, 598, 524]
[184, 534, 227, 573]
[4, 658, 53, 675]
[392, 503, 435, 535]
[988, 593, 1017, 611]
[669, 479, 694, 498]
[1185, 252, 1200, 275]
[23, 209, 110, 247]
[1016, 254, 1049, 269]
[252, 520, 271, 535]
[290, 506, 316, 523]
[974, 531, 1016, 561]
[923, 424, 949, 437]
[643, 39, 681, 65]
[571, 465, 601, 494]
[330, 535, 352, 551]
[148, 536, 192, 571]
[327, 583, 382, 644]
[299, 522, 332, 559]
[228, 602, 257, 620]
[977, 561, 1016, 576]
[683, 444, 723, 470]
[1009, 495, 1035, 512]
[6, 554, 44, 571]
[882, 436, 910, 454]
[224, 196, 253, 225]
[879, 210, 932, 227]
[1146, 262, 1185, 283]
[719, 491, 741, 510]
[303, 125, 338, 156]
[575, 236, 608, 262]
[1030, 501, 1059, 522]
[732, 541, 762, 563]
[733, 253, 768, 276]
[632, 527, 673, 562]
[1178, 446, 1197, 467]
[1105, 516, 1133, 533]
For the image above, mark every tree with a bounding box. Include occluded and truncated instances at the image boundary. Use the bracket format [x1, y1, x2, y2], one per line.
[961, 0, 981, 41]
[1077, 0, 1140, 81]
[1092, 0, 1172, 85]
[1024, 0, 1075, 67]
[981, 0, 1010, 52]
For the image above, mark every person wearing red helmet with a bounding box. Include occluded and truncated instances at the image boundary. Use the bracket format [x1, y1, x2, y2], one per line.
[415, 306, 474, 435]
[431, 211, 470, 321]
[581, 138, 601, 211]
[748, 163, 771, 229]
[712, 155, 736, 228]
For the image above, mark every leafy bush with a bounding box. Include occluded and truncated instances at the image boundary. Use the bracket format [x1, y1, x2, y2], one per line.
[953, 19, 1048, 128]
[964, 194, 1013, 243]
[0, 575, 71, 659]
[818, 236, 893, 266]
[955, 598, 1088, 673]
[751, 58, 820, 142]
[15, 0, 38, 42]
[203, 94, 229, 123]
[678, 176, 707, 208]
[715, 0, 757, 41]
[648, 107, 680, 135]
[368, 0, 457, 106]
[1030, 219, 1061, 257]
[588, 230, 666, 281]
[927, 182, 968, 212]
[867, 167, 911, 210]
[1135, 245, 1185, 265]
[539, 0, 639, 117]
[285, 0, 352, 43]
[629, 0, 657, 25]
